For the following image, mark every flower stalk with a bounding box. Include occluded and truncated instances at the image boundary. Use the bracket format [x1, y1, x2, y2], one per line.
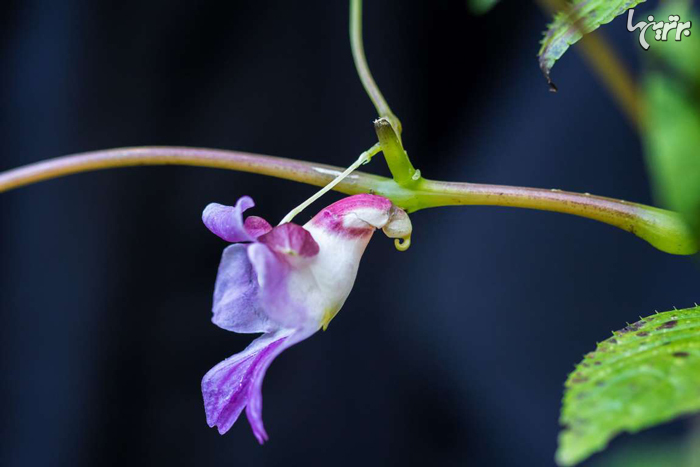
[350, 0, 402, 136]
[0, 146, 695, 255]
[278, 143, 381, 225]
[374, 118, 419, 187]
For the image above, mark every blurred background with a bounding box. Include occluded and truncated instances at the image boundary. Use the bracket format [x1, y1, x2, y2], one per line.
[1, 1, 698, 466]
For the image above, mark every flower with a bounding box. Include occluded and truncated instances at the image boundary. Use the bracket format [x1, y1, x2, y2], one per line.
[201, 194, 412, 443]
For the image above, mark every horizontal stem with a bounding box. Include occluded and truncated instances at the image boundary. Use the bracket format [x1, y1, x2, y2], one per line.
[0, 146, 695, 255]
[412, 179, 696, 255]
[0, 146, 384, 194]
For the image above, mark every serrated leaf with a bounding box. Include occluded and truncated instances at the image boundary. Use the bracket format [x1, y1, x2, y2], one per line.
[538, 0, 646, 88]
[642, 6, 700, 241]
[468, 0, 500, 15]
[557, 305, 700, 466]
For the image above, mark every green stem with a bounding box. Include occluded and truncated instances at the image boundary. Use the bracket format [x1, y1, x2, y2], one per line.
[349, 0, 402, 135]
[374, 118, 418, 186]
[0, 146, 381, 193]
[412, 179, 696, 256]
[0, 146, 695, 255]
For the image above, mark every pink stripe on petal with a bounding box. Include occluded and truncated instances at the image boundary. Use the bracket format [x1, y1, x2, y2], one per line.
[323, 193, 393, 216]
[308, 194, 393, 237]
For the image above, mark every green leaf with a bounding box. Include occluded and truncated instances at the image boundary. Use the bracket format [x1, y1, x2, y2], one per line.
[468, 0, 500, 15]
[538, 0, 646, 88]
[557, 305, 700, 466]
[642, 6, 700, 241]
[590, 438, 690, 467]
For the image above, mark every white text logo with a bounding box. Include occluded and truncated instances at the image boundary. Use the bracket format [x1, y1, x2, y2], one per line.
[627, 9, 692, 50]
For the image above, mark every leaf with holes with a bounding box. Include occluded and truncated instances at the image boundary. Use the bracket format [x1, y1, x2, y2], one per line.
[538, 0, 646, 89]
[556, 305, 700, 466]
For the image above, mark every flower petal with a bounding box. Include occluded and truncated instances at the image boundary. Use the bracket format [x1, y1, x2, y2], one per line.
[212, 244, 276, 333]
[201, 329, 310, 441]
[203, 197, 270, 242]
[307, 194, 394, 237]
[244, 330, 309, 443]
[257, 223, 320, 258]
[247, 243, 309, 328]
[244, 216, 272, 238]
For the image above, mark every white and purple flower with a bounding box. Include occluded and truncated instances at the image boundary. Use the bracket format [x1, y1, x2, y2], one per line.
[201, 194, 411, 443]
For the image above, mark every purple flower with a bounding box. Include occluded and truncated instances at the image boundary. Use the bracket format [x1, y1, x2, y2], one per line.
[201, 194, 412, 443]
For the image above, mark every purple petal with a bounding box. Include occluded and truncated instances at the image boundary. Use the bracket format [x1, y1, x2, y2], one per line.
[257, 223, 319, 258]
[248, 243, 308, 328]
[203, 197, 266, 242]
[202, 329, 309, 441]
[244, 216, 272, 238]
[212, 244, 276, 334]
[244, 341, 286, 443]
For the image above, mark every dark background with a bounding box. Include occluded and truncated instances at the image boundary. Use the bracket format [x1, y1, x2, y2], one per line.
[0, 1, 697, 466]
